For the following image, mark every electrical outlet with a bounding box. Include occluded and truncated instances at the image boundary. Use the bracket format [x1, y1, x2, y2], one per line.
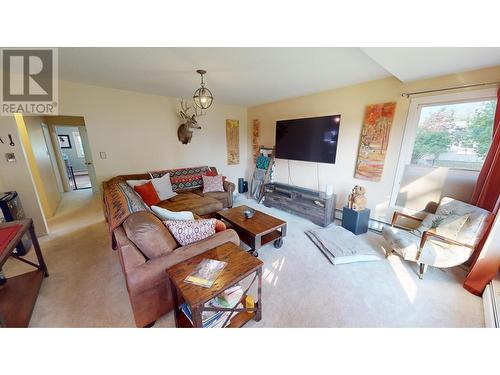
[5, 153, 16, 162]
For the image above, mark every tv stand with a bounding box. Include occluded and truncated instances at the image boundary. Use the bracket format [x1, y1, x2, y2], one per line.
[262, 183, 336, 227]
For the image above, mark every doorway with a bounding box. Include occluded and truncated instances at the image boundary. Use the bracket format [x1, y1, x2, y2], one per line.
[43, 116, 98, 194]
[55, 126, 92, 190]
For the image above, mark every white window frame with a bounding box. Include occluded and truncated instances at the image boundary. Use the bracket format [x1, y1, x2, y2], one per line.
[389, 88, 498, 212]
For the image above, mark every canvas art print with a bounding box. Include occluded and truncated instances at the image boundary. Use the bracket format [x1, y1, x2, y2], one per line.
[252, 119, 260, 162]
[226, 119, 240, 165]
[354, 102, 396, 181]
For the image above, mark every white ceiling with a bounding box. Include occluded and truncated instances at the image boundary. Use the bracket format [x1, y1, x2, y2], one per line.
[59, 47, 500, 107]
[362, 47, 500, 81]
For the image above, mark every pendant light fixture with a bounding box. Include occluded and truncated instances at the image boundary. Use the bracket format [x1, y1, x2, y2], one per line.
[193, 69, 213, 109]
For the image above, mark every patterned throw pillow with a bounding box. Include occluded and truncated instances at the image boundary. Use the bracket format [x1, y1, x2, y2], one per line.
[204, 170, 226, 182]
[415, 213, 469, 240]
[164, 219, 216, 246]
[202, 175, 224, 193]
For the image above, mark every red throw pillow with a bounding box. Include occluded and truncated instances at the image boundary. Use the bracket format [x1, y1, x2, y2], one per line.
[215, 219, 227, 232]
[205, 170, 226, 182]
[134, 181, 160, 206]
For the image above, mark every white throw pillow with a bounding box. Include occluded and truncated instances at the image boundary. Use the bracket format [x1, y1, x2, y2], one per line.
[151, 173, 177, 201]
[151, 205, 194, 221]
[126, 179, 149, 188]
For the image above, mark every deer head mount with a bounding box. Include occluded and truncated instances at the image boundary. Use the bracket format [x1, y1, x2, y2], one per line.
[177, 99, 202, 144]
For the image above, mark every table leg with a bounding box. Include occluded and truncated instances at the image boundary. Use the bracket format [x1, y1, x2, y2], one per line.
[191, 305, 203, 328]
[255, 267, 262, 321]
[28, 222, 48, 277]
[281, 223, 287, 237]
[171, 282, 180, 328]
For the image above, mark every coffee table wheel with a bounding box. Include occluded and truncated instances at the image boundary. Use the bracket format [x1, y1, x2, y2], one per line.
[274, 238, 283, 248]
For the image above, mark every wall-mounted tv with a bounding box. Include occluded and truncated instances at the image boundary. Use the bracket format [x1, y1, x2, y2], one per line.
[275, 114, 340, 164]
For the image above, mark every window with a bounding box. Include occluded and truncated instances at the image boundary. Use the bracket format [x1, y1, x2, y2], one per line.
[410, 99, 496, 171]
[391, 88, 497, 212]
[73, 131, 85, 158]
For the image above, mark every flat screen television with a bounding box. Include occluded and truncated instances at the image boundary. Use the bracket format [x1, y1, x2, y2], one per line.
[275, 114, 340, 164]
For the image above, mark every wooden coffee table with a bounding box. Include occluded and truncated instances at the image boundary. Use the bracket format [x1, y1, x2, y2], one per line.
[216, 205, 287, 257]
[166, 242, 263, 328]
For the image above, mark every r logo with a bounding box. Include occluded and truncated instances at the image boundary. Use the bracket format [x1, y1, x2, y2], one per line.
[2, 49, 53, 101]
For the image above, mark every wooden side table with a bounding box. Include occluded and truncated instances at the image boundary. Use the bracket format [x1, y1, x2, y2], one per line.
[0, 219, 48, 328]
[167, 242, 263, 328]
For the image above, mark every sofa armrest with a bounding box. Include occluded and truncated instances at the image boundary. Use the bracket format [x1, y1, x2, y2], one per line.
[223, 180, 235, 207]
[126, 229, 240, 295]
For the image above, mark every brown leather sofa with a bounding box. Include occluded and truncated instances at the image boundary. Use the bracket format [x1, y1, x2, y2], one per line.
[103, 167, 239, 327]
[116, 167, 234, 216]
[115, 211, 239, 327]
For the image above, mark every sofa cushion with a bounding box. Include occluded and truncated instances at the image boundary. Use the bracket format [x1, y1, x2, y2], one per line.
[167, 191, 201, 202]
[151, 173, 177, 201]
[164, 219, 216, 246]
[134, 181, 160, 206]
[151, 205, 194, 221]
[158, 195, 223, 217]
[123, 211, 178, 259]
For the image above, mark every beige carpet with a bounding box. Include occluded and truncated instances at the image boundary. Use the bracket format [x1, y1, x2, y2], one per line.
[3, 190, 484, 327]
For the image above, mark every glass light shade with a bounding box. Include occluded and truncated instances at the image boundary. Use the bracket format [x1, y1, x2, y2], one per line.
[193, 86, 213, 109]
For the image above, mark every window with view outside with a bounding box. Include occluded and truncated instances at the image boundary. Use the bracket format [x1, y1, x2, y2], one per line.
[411, 99, 496, 171]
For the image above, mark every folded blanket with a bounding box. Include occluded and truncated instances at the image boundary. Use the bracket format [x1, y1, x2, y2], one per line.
[102, 180, 149, 249]
[305, 225, 382, 265]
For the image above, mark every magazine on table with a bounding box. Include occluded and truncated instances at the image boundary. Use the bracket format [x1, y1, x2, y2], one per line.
[184, 258, 227, 288]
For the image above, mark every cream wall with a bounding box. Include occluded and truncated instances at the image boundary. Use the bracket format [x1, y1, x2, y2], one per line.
[248, 65, 500, 220]
[0, 116, 48, 235]
[24, 116, 61, 217]
[57, 80, 249, 187]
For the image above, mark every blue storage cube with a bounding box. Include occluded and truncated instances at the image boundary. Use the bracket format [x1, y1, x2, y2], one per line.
[342, 207, 370, 235]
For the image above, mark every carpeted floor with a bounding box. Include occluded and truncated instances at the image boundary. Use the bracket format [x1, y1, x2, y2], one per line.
[3, 190, 484, 327]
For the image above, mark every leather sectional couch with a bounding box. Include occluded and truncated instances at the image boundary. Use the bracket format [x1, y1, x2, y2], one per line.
[102, 166, 239, 327]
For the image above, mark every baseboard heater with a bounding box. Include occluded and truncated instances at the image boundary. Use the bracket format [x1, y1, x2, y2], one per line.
[482, 276, 500, 328]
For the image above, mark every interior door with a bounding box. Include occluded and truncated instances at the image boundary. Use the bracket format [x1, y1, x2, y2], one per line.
[77, 126, 99, 193]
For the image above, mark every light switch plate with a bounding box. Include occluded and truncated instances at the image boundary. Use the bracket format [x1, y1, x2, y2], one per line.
[99, 152, 107, 159]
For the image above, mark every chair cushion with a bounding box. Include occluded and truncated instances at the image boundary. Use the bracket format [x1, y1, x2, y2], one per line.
[416, 214, 469, 239]
[163, 219, 216, 246]
[435, 197, 491, 246]
[382, 226, 473, 268]
[134, 181, 160, 206]
[123, 211, 178, 259]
